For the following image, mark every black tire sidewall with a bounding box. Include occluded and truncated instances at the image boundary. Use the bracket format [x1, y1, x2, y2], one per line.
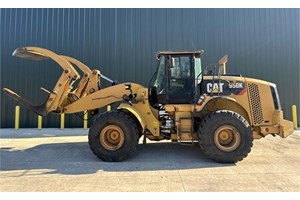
[198, 111, 253, 163]
[88, 111, 139, 161]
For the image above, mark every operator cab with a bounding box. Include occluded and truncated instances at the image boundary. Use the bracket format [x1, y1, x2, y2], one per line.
[149, 50, 203, 106]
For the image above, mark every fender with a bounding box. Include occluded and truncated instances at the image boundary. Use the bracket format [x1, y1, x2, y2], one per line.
[117, 103, 147, 133]
[201, 96, 251, 124]
[202, 96, 237, 110]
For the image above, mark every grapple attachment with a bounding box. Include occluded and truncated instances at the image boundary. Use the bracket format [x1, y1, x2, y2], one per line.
[3, 47, 100, 116]
[3, 88, 50, 116]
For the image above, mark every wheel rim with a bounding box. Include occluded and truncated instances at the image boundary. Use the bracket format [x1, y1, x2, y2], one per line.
[100, 125, 125, 151]
[214, 125, 241, 152]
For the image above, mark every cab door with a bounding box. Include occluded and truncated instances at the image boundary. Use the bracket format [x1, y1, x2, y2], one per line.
[168, 55, 194, 104]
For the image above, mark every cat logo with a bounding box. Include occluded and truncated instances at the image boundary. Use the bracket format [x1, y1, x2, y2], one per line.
[207, 83, 224, 93]
[205, 80, 245, 95]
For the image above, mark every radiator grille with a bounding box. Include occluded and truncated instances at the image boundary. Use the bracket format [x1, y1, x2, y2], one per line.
[248, 83, 263, 125]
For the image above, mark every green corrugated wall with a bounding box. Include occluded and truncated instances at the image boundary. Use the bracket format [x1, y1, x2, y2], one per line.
[1, 8, 299, 128]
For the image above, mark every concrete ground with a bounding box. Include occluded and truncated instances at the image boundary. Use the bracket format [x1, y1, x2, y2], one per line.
[0, 128, 299, 192]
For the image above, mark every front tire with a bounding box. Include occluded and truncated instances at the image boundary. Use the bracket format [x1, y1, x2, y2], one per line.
[88, 110, 139, 162]
[198, 110, 253, 163]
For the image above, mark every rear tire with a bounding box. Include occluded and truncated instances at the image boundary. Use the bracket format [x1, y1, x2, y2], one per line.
[198, 110, 253, 163]
[88, 110, 139, 162]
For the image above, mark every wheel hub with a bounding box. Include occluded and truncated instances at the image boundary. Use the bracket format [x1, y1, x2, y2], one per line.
[100, 125, 125, 151]
[219, 130, 231, 141]
[214, 125, 241, 152]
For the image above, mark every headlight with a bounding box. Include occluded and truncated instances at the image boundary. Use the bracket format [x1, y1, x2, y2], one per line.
[270, 83, 281, 110]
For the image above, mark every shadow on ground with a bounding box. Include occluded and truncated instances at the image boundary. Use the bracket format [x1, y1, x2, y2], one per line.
[0, 128, 88, 139]
[0, 141, 233, 175]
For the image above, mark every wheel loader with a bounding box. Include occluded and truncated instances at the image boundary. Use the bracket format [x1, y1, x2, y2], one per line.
[3, 47, 294, 163]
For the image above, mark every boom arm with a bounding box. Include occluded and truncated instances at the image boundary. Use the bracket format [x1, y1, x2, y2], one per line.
[64, 83, 144, 113]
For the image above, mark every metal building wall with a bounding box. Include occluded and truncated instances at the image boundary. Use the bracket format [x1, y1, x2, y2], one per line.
[1, 8, 299, 128]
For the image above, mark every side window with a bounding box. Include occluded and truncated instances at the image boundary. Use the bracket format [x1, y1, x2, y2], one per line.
[171, 57, 180, 78]
[194, 57, 202, 84]
[194, 57, 202, 99]
[170, 56, 190, 79]
[168, 56, 193, 104]
[154, 56, 166, 94]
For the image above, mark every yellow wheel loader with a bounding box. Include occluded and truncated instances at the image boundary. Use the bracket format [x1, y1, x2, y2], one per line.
[3, 47, 294, 163]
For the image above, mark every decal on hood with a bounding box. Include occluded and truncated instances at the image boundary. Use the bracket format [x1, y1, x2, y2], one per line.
[203, 80, 246, 95]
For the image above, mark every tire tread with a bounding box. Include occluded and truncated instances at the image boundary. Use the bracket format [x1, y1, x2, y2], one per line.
[88, 110, 139, 162]
[198, 110, 253, 163]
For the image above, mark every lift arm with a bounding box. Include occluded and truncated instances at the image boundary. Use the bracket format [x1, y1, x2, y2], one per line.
[64, 83, 145, 113]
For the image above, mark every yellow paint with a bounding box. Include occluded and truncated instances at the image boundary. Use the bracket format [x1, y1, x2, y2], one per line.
[118, 100, 160, 136]
[15, 106, 20, 130]
[60, 113, 65, 129]
[64, 83, 144, 114]
[152, 121, 158, 127]
[38, 115, 42, 129]
[83, 111, 88, 129]
[292, 105, 298, 129]
[107, 105, 111, 111]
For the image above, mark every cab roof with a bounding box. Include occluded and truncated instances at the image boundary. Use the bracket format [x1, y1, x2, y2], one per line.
[156, 50, 204, 59]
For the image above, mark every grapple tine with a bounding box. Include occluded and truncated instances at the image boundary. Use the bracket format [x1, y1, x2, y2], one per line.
[3, 88, 49, 116]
